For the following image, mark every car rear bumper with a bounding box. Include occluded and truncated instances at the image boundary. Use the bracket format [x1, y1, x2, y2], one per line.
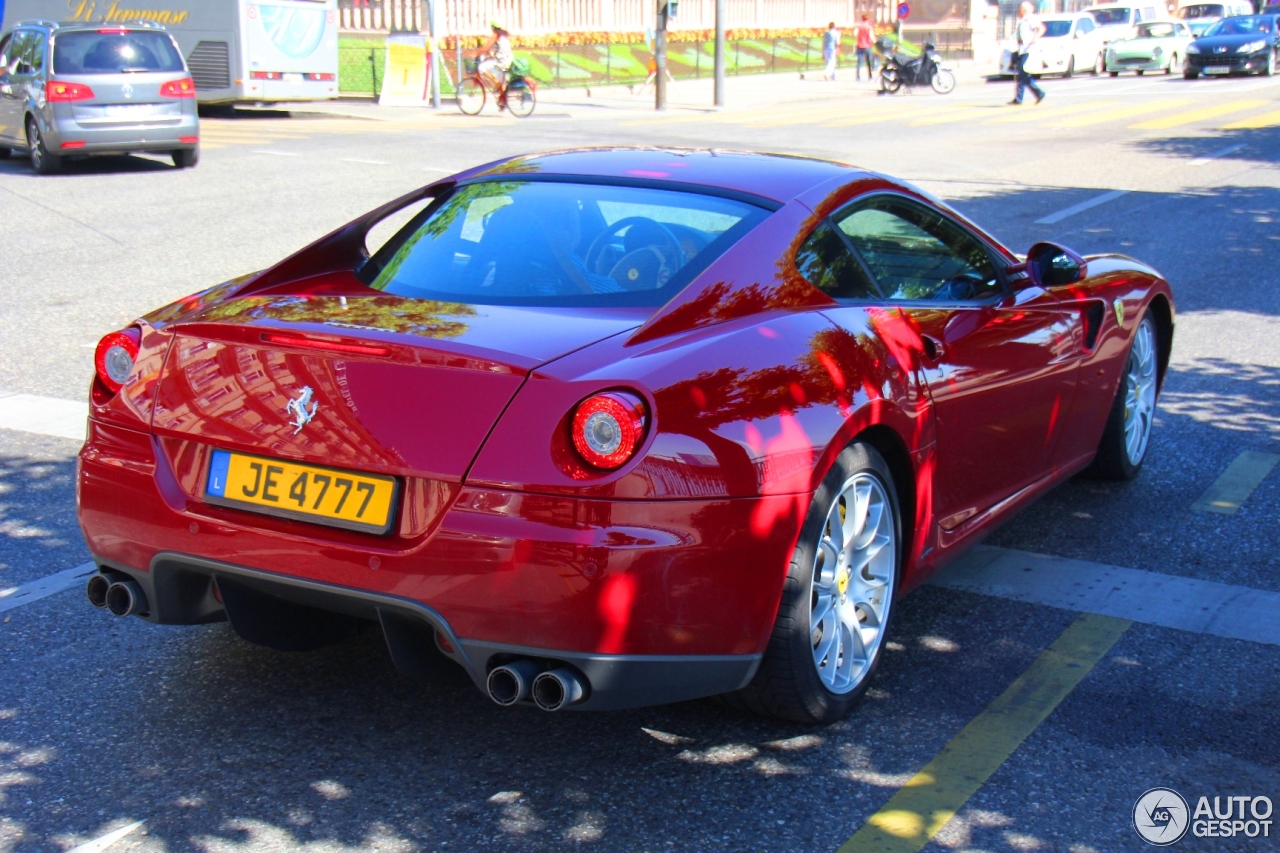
[79, 420, 801, 707]
[45, 112, 199, 153]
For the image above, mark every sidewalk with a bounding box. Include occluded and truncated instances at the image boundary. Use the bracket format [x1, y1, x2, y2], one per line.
[281, 60, 993, 123]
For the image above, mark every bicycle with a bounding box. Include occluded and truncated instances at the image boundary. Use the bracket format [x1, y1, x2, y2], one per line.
[456, 58, 537, 118]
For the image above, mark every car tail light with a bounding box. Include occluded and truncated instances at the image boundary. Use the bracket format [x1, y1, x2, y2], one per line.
[61, 140, 87, 149]
[159, 77, 196, 98]
[570, 392, 647, 470]
[305, 72, 336, 81]
[94, 328, 141, 394]
[250, 71, 282, 80]
[46, 81, 95, 102]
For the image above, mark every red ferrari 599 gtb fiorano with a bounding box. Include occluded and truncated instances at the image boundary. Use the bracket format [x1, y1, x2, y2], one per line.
[79, 149, 1173, 723]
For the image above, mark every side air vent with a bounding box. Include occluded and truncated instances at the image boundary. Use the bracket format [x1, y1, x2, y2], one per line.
[187, 41, 231, 90]
[1082, 301, 1106, 351]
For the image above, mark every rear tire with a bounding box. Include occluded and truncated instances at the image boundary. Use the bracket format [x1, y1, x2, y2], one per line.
[723, 442, 901, 724]
[1166, 53, 1180, 75]
[1064, 55, 1075, 77]
[506, 78, 537, 117]
[1088, 312, 1159, 481]
[1109, 70, 1120, 76]
[457, 76, 486, 115]
[27, 120, 60, 175]
[1093, 53, 1104, 75]
[172, 147, 199, 169]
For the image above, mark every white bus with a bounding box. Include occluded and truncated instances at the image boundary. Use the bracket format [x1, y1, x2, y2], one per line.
[1, 0, 339, 103]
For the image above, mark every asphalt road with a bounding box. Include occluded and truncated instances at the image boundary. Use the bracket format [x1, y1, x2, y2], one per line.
[0, 68, 1277, 853]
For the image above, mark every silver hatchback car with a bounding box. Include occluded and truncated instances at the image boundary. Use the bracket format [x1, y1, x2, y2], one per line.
[0, 20, 199, 174]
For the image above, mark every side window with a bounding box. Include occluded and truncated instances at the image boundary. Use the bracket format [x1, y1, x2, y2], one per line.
[795, 221, 879, 300]
[1078, 17, 1096, 33]
[5, 32, 31, 73]
[0, 34, 11, 69]
[28, 33, 47, 72]
[833, 197, 1001, 302]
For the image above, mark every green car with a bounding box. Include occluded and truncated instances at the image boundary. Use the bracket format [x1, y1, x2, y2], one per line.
[1106, 21, 1196, 75]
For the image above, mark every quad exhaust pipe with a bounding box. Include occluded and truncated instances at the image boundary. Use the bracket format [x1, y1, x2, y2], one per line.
[486, 660, 588, 711]
[87, 573, 148, 617]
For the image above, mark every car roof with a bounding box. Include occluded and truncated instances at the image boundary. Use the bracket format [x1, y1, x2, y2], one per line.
[459, 148, 866, 205]
[1039, 14, 1087, 22]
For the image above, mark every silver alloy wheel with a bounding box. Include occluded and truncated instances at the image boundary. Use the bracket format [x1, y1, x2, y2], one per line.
[27, 123, 44, 171]
[1123, 317, 1158, 465]
[809, 472, 896, 695]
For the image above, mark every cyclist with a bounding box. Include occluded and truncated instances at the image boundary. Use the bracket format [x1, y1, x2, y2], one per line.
[477, 20, 514, 107]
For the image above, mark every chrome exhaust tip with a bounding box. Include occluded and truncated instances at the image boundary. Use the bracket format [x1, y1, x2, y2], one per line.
[105, 579, 147, 617]
[85, 573, 111, 609]
[532, 668, 587, 712]
[486, 660, 542, 706]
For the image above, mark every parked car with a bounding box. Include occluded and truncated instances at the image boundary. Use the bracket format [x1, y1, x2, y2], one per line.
[1107, 20, 1196, 73]
[1185, 13, 1280, 76]
[999, 13, 1107, 76]
[1176, 1, 1255, 36]
[0, 20, 199, 174]
[77, 148, 1175, 723]
[1088, 2, 1171, 42]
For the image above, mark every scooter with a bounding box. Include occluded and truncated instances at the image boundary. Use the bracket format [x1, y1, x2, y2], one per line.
[877, 37, 956, 94]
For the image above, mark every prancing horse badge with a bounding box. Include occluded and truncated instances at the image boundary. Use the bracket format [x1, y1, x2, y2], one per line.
[286, 386, 319, 434]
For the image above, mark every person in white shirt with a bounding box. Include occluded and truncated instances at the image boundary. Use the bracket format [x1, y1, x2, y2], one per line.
[1010, 1, 1046, 105]
[478, 21, 514, 102]
[822, 22, 842, 81]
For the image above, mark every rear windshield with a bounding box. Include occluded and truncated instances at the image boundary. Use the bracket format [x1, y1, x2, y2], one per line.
[1089, 8, 1132, 25]
[1136, 22, 1176, 36]
[366, 181, 771, 307]
[52, 30, 185, 74]
[1178, 4, 1224, 17]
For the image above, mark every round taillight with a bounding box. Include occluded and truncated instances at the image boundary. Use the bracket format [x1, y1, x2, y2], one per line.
[571, 392, 648, 470]
[94, 328, 141, 394]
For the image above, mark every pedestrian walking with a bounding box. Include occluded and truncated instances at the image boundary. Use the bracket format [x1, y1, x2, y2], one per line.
[1009, 1, 1046, 105]
[822, 22, 841, 81]
[855, 14, 877, 80]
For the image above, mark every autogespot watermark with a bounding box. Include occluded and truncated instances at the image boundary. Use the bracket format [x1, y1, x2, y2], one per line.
[1133, 788, 1274, 845]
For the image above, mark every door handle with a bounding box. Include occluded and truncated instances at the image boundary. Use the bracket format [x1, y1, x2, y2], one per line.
[920, 335, 945, 363]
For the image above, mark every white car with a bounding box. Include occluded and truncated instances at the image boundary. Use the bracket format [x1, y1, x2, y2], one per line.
[1089, 3, 1171, 43]
[999, 13, 1108, 77]
[1175, 1, 1254, 36]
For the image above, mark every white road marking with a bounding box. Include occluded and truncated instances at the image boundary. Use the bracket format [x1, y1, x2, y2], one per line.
[1191, 450, 1280, 514]
[1188, 143, 1247, 166]
[1034, 189, 1130, 225]
[341, 157, 390, 165]
[0, 562, 97, 614]
[0, 392, 87, 441]
[67, 821, 145, 853]
[932, 546, 1280, 647]
[254, 150, 299, 156]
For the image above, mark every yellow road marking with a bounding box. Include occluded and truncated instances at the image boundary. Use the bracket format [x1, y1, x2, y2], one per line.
[1190, 450, 1280, 515]
[820, 105, 944, 127]
[1130, 99, 1269, 129]
[1222, 108, 1280, 129]
[1052, 98, 1193, 127]
[837, 613, 1131, 853]
[982, 99, 1122, 124]
[909, 105, 1009, 125]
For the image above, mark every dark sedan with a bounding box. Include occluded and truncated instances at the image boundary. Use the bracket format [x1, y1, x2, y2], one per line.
[1184, 13, 1280, 77]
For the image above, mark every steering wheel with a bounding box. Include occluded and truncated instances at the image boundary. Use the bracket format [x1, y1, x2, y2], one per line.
[585, 217, 687, 278]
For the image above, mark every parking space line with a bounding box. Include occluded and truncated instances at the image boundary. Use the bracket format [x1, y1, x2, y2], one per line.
[1034, 189, 1129, 224]
[67, 821, 145, 853]
[0, 392, 87, 440]
[1129, 99, 1269, 129]
[0, 562, 96, 615]
[1191, 450, 1280, 515]
[931, 545, 1280, 646]
[837, 613, 1130, 853]
[1188, 143, 1247, 165]
[255, 150, 300, 156]
[340, 158, 390, 165]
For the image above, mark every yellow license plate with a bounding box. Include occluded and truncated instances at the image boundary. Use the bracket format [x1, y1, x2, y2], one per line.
[205, 449, 398, 534]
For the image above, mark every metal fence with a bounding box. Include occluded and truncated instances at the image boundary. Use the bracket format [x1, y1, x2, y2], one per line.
[338, 31, 971, 96]
[337, 0, 970, 36]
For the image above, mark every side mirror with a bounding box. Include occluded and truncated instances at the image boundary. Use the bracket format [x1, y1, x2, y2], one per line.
[1025, 242, 1087, 287]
